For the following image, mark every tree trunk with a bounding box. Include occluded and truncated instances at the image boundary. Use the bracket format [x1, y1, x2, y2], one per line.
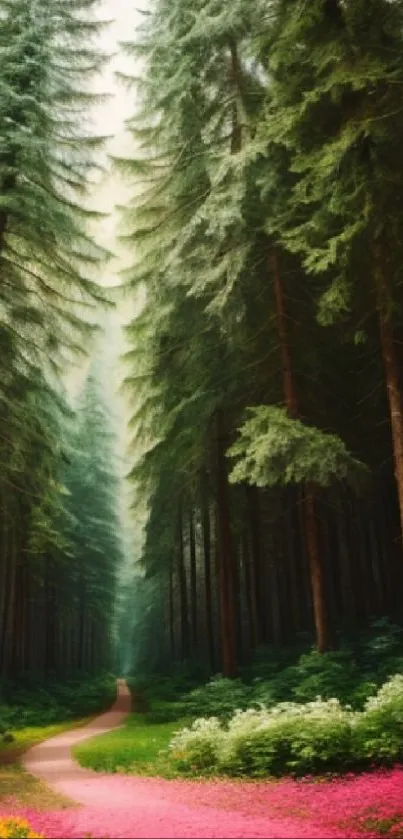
[246, 486, 263, 646]
[0, 490, 10, 665]
[2, 517, 17, 678]
[336, 498, 355, 622]
[285, 488, 302, 632]
[375, 250, 403, 541]
[216, 412, 237, 678]
[268, 537, 282, 644]
[189, 508, 198, 650]
[169, 565, 175, 659]
[178, 507, 189, 660]
[45, 559, 57, 675]
[243, 529, 258, 652]
[304, 487, 334, 651]
[78, 588, 86, 672]
[271, 249, 334, 651]
[201, 470, 215, 672]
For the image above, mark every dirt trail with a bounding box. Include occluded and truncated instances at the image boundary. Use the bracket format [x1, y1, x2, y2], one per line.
[22, 678, 131, 795]
[17, 679, 390, 838]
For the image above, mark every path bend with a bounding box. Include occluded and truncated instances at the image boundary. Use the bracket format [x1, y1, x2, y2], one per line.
[18, 677, 375, 837]
[22, 678, 131, 798]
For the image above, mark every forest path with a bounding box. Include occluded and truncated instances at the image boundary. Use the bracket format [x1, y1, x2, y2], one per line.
[19, 680, 357, 838]
[22, 678, 131, 792]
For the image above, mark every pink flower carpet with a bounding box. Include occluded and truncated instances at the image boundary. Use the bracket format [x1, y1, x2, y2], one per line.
[1, 681, 400, 838]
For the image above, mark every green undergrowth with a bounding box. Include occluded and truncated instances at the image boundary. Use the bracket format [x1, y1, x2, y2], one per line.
[169, 674, 403, 778]
[128, 618, 403, 723]
[0, 673, 117, 810]
[76, 620, 403, 779]
[0, 672, 116, 752]
[0, 714, 109, 811]
[74, 711, 188, 777]
[0, 715, 103, 810]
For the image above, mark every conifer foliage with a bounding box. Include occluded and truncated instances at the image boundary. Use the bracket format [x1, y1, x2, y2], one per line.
[0, 0, 121, 680]
[120, 0, 403, 674]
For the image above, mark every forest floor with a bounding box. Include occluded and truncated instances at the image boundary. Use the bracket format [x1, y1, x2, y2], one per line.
[0, 714, 103, 812]
[0, 680, 402, 839]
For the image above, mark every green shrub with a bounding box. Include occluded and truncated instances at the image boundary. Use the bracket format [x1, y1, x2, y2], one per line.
[251, 666, 300, 706]
[169, 699, 356, 777]
[353, 674, 403, 764]
[250, 649, 376, 710]
[169, 716, 225, 772]
[128, 670, 203, 705]
[177, 676, 254, 720]
[168, 674, 403, 778]
[222, 698, 355, 776]
[0, 673, 116, 734]
[291, 651, 360, 704]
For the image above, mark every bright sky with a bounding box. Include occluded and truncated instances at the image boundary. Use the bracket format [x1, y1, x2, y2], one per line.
[67, 0, 147, 537]
[90, 0, 144, 271]
[67, 0, 144, 384]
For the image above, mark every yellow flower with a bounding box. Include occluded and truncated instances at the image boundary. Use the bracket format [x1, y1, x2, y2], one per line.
[0, 818, 44, 838]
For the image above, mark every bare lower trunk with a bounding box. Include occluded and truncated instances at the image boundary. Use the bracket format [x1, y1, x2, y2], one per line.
[304, 487, 334, 652]
[2, 518, 17, 678]
[201, 470, 214, 672]
[178, 508, 189, 660]
[377, 286, 403, 538]
[246, 486, 262, 646]
[216, 412, 237, 678]
[271, 249, 333, 651]
[169, 566, 175, 658]
[189, 508, 198, 649]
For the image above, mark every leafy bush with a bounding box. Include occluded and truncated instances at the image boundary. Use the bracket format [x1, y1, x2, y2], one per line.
[130, 620, 403, 722]
[248, 648, 378, 710]
[240, 620, 403, 711]
[169, 717, 225, 772]
[170, 698, 355, 777]
[168, 674, 403, 778]
[291, 650, 365, 706]
[353, 674, 403, 764]
[146, 705, 182, 724]
[128, 668, 204, 705]
[0, 673, 116, 736]
[176, 676, 254, 721]
[0, 818, 43, 838]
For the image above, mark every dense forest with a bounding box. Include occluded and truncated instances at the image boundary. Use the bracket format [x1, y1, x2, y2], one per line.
[0, 0, 122, 681]
[118, 0, 403, 678]
[2, 0, 403, 689]
[3, 5, 403, 837]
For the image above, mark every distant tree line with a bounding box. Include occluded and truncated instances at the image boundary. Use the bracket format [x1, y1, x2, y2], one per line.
[0, 0, 121, 681]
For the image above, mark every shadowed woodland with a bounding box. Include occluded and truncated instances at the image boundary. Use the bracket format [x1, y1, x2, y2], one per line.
[1, 0, 403, 690]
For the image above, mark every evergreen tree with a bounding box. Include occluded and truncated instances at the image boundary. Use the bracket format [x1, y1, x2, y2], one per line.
[261, 0, 403, 539]
[118, 0, 403, 675]
[0, 0, 119, 681]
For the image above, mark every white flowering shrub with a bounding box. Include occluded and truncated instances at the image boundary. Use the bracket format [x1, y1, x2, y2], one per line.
[353, 674, 403, 762]
[364, 673, 403, 712]
[168, 674, 403, 777]
[169, 698, 355, 776]
[218, 698, 354, 776]
[169, 716, 225, 772]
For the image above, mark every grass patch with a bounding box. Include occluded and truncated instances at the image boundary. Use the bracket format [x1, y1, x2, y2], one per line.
[0, 674, 117, 810]
[0, 763, 72, 811]
[74, 712, 188, 778]
[0, 715, 97, 811]
[0, 716, 96, 762]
